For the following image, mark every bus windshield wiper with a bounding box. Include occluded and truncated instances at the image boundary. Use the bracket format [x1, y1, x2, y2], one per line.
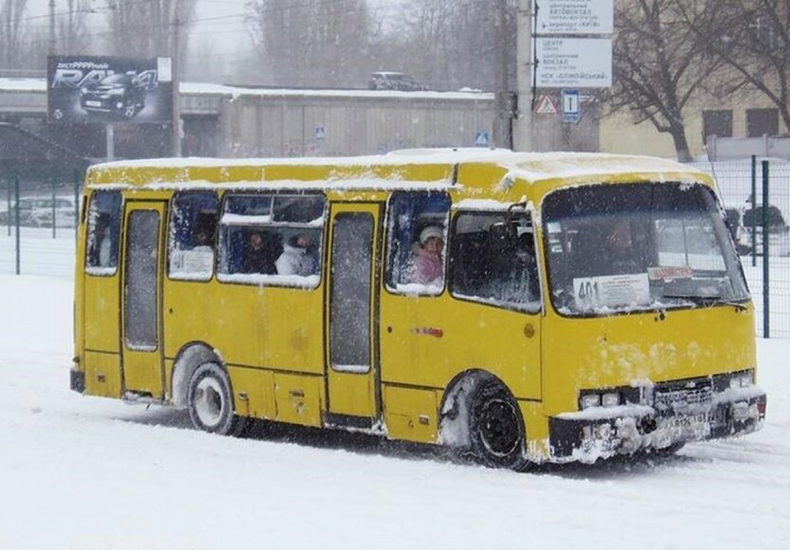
[661, 293, 747, 311]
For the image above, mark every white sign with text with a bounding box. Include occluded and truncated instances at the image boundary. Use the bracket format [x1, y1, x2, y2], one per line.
[536, 0, 614, 35]
[536, 38, 613, 88]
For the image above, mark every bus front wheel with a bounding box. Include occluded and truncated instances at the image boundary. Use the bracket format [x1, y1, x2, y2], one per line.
[468, 382, 530, 471]
[187, 362, 248, 436]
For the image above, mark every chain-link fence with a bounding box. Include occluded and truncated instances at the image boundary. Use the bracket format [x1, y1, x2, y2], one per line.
[690, 157, 790, 338]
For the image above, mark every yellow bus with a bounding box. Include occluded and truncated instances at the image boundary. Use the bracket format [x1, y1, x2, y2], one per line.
[70, 150, 767, 468]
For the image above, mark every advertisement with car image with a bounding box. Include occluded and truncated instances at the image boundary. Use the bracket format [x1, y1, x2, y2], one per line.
[47, 55, 173, 124]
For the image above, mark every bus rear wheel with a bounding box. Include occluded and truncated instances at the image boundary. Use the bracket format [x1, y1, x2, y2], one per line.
[468, 382, 530, 471]
[187, 362, 248, 436]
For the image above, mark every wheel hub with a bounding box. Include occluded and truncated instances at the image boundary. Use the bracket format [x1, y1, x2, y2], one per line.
[194, 378, 225, 428]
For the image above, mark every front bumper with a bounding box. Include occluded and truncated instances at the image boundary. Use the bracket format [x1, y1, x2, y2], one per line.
[549, 385, 766, 463]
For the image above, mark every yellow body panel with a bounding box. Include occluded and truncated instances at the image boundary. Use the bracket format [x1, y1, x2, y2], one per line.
[541, 304, 756, 416]
[273, 373, 323, 427]
[380, 294, 541, 400]
[164, 281, 324, 373]
[83, 274, 120, 354]
[382, 385, 438, 443]
[84, 351, 122, 398]
[227, 366, 276, 420]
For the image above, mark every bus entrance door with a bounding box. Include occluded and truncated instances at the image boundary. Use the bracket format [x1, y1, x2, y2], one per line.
[325, 203, 382, 423]
[121, 201, 166, 399]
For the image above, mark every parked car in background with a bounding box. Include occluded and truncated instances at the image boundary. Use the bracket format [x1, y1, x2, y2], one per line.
[0, 196, 77, 228]
[741, 205, 790, 256]
[724, 208, 751, 255]
[368, 71, 428, 91]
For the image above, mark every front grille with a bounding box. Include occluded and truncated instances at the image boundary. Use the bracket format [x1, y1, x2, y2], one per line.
[654, 378, 713, 414]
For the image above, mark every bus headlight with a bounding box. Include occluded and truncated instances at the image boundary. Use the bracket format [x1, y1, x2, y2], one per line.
[729, 371, 754, 389]
[580, 390, 623, 410]
[601, 392, 621, 407]
[580, 394, 601, 409]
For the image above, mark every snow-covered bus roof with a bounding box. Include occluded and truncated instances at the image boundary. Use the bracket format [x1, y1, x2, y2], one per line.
[86, 149, 713, 198]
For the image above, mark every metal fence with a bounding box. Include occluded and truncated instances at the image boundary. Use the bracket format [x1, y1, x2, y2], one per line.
[690, 157, 790, 338]
[0, 173, 81, 276]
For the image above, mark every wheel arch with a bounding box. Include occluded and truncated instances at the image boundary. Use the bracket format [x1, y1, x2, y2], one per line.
[438, 369, 521, 448]
[171, 342, 225, 410]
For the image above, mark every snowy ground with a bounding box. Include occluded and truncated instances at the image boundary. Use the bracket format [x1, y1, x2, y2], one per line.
[1, 259, 789, 548]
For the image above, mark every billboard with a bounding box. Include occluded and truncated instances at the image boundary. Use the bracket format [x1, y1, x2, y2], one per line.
[47, 56, 173, 124]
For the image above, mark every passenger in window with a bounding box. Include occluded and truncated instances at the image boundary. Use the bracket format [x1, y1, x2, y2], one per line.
[603, 220, 640, 274]
[90, 213, 113, 267]
[242, 231, 275, 274]
[409, 226, 445, 285]
[276, 233, 316, 276]
[193, 228, 213, 252]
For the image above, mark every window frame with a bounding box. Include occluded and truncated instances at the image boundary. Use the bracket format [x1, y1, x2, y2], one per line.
[167, 190, 221, 283]
[383, 190, 451, 297]
[448, 208, 542, 314]
[84, 189, 123, 277]
[216, 190, 327, 289]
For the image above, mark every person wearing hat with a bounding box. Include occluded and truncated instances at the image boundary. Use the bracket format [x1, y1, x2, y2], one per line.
[276, 233, 316, 276]
[410, 225, 445, 285]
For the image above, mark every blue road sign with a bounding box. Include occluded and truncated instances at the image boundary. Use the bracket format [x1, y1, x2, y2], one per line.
[474, 131, 490, 147]
[561, 89, 581, 123]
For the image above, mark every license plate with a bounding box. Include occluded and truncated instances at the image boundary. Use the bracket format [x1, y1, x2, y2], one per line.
[85, 100, 101, 107]
[660, 413, 711, 437]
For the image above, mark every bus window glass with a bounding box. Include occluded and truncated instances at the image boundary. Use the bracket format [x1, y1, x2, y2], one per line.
[86, 190, 122, 274]
[218, 194, 326, 287]
[386, 191, 451, 294]
[450, 211, 540, 311]
[542, 182, 749, 315]
[125, 210, 160, 350]
[168, 192, 219, 281]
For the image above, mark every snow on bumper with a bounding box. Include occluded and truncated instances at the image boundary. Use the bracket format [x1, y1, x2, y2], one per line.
[548, 386, 767, 463]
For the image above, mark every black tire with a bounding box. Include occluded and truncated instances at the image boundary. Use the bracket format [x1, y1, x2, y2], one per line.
[468, 381, 530, 471]
[187, 362, 248, 436]
[652, 442, 686, 457]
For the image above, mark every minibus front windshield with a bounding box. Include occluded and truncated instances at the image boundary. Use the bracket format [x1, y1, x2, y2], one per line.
[542, 182, 749, 316]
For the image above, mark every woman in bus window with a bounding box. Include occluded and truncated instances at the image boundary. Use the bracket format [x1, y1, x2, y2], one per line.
[409, 226, 444, 285]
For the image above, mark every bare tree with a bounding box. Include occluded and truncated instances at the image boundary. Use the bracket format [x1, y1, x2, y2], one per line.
[608, 0, 725, 161]
[58, 0, 92, 54]
[678, 0, 790, 134]
[380, 0, 516, 92]
[247, 0, 373, 87]
[104, 0, 196, 58]
[0, 0, 27, 68]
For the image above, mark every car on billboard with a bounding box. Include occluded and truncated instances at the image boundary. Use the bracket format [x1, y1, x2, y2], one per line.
[79, 73, 147, 120]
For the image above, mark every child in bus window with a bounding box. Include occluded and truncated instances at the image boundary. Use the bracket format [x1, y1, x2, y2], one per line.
[409, 226, 444, 285]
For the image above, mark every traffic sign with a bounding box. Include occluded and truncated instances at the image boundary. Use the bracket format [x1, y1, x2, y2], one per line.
[535, 94, 558, 115]
[315, 125, 326, 141]
[474, 131, 490, 147]
[562, 89, 580, 123]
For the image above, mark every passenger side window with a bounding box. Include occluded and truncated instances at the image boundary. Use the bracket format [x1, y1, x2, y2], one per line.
[85, 190, 122, 274]
[385, 191, 451, 294]
[218, 194, 326, 287]
[168, 191, 219, 281]
[450, 211, 541, 311]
